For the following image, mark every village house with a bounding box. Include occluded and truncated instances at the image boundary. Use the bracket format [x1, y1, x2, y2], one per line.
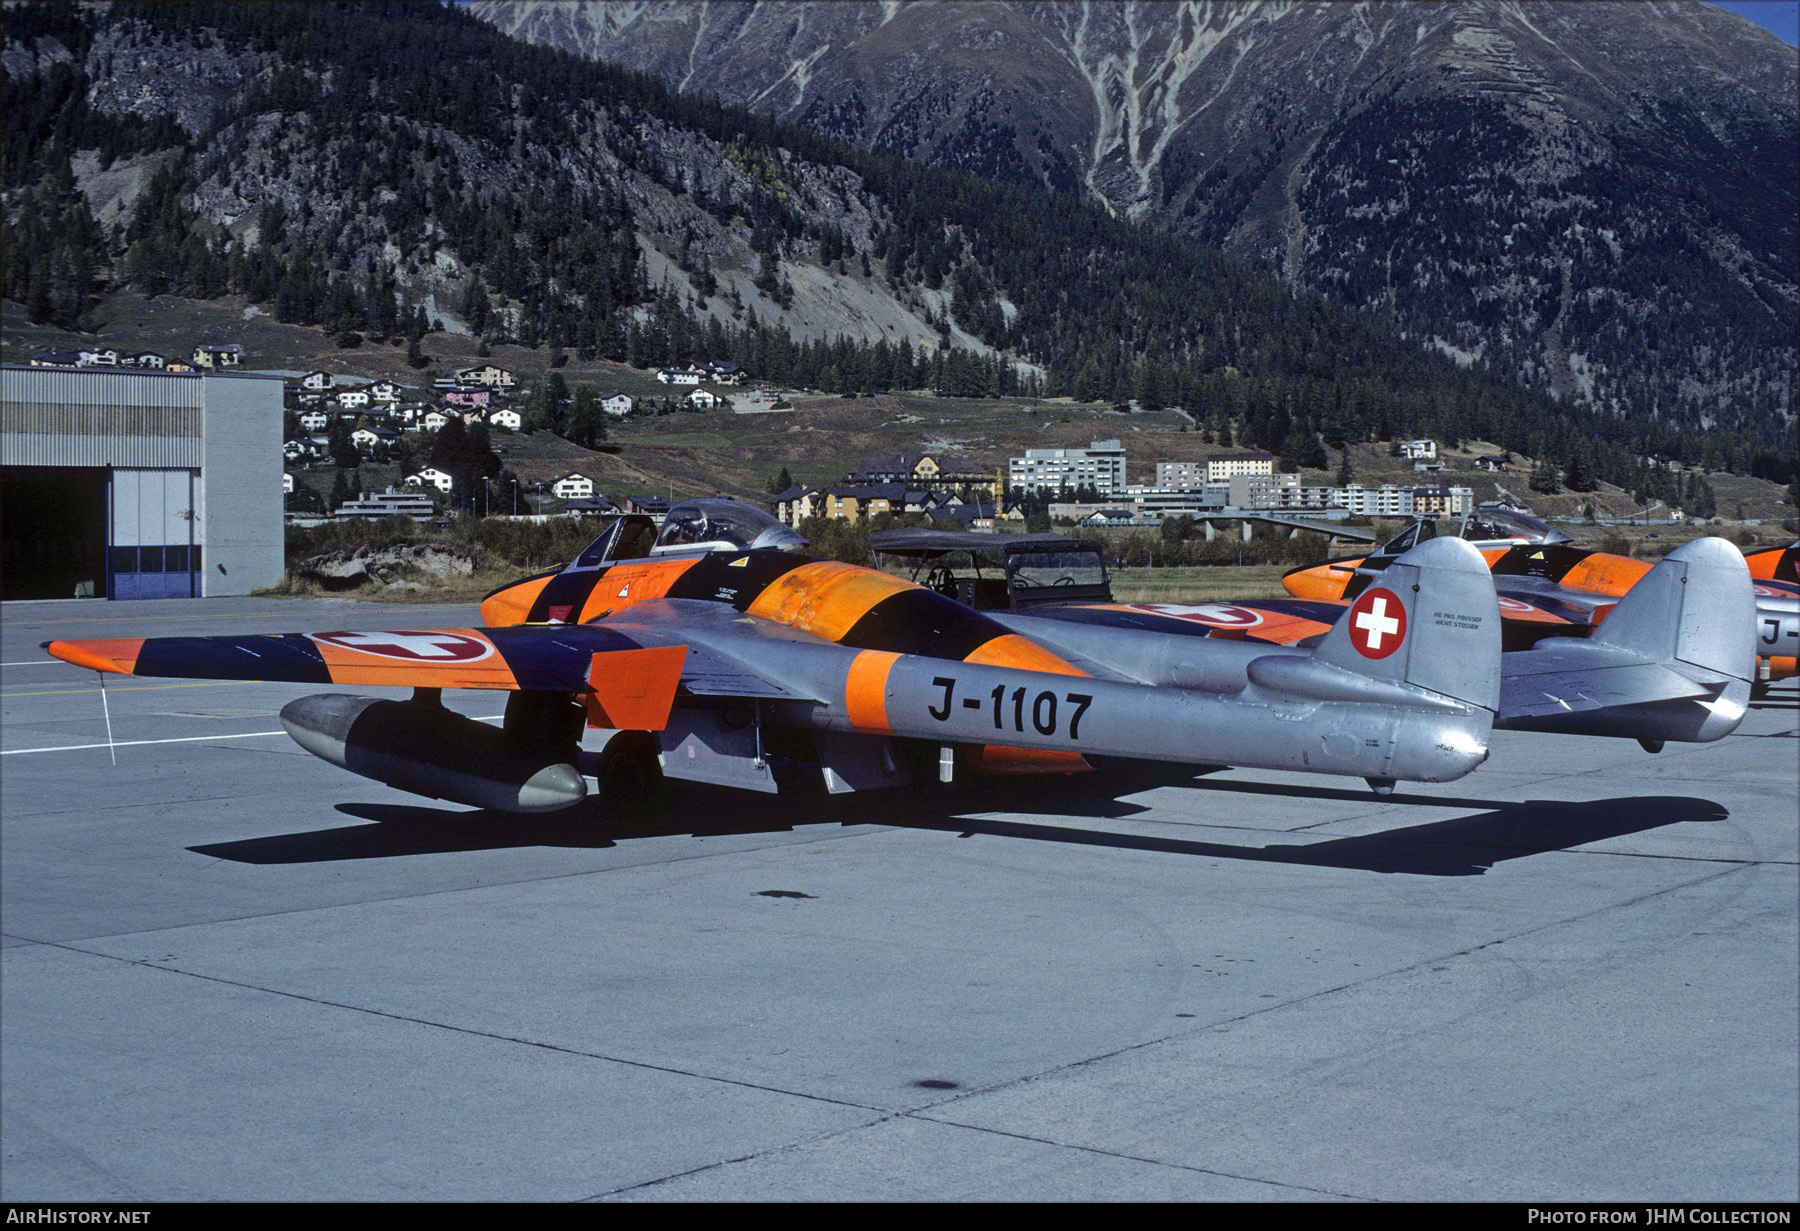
[1399, 440, 1438, 461]
[368, 380, 401, 403]
[191, 344, 242, 369]
[456, 364, 516, 388]
[118, 351, 166, 369]
[685, 388, 718, 409]
[284, 438, 327, 462]
[561, 495, 620, 518]
[420, 410, 451, 431]
[771, 486, 819, 526]
[656, 365, 707, 385]
[350, 425, 399, 452]
[301, 371, 333, 391]
[1408, 485, 1474, 518]
[443, 386, 492, 409]
[336, 388, 371, 410]
[28, 349, 82, 367]
[77, 348, 120, 366]
[847, 452, 996, 496]
[486, 408, 523, 431]
[549, 472, 597, 500]
[406, 468, 454, 493]
[298, 410, 330, 432]
[602, 391, 634, 417]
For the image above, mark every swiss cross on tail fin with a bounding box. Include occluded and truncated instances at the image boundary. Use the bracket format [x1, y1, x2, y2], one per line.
[1313, 537, 1501, 711]
[1346, 589, 1407, 659]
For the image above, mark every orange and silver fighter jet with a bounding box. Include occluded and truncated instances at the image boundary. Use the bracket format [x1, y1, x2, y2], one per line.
[44, 501, 1752, 815]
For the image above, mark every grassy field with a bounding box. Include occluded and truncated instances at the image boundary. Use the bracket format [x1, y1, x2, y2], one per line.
[1106, 565, 1295, 603]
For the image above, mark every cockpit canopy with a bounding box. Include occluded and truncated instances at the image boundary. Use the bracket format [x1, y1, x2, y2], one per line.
[1460, 506, 1571, 547]
[650, 499, 809, 556]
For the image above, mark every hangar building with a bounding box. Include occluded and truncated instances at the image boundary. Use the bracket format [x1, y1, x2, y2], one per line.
[2, 366, 284, 601]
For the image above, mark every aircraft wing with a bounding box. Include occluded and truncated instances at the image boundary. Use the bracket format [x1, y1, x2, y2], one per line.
[44, 623, 726, 731]
[1031, 599, 1344, 646]
[1487, 575, 1615, 627]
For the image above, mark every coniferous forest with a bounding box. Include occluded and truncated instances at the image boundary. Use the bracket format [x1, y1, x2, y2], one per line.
[3, 0, 1793, 494]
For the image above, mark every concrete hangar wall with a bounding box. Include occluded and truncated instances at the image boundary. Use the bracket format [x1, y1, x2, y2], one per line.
[1, 366, 283, 600]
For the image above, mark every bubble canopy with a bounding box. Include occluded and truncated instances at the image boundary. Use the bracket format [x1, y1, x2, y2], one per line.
[650, 499, 809, 555]
[1460, 506, 1571, 546]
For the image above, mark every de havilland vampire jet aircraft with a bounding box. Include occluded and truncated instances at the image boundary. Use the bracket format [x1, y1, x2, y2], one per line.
[43, 500, 1754, 815]
[1280, 508, 1797, 687]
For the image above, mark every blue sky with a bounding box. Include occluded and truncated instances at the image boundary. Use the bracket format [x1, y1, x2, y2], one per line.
[1711, 1, 1799, 44]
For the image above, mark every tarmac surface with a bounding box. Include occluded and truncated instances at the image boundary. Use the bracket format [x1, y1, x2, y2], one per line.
[2, 594, 1795, 1203]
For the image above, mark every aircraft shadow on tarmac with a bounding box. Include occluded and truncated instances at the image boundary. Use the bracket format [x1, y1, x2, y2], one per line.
[188, 766, 1729, 877]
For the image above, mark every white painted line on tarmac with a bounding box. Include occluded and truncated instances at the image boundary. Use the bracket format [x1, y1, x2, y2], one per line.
[1, 716, 506, 756]
[2, 731, 288, 755]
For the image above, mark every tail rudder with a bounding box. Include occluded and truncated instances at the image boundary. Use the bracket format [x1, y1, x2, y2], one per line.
[1311, 535, 1502, 712]
[1590, 536, 1754, 680]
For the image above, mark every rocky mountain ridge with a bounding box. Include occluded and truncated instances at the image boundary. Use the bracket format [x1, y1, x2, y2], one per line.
[473, 0, 1798, 437]
[4, 0, 1790, 488]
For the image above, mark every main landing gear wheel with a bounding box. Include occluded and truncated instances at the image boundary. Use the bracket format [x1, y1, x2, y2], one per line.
[594, 731, 666, 818]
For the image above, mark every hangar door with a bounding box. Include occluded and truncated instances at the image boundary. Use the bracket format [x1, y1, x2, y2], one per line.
[0, 466, 108, 600]
[110, 468, 201, 600]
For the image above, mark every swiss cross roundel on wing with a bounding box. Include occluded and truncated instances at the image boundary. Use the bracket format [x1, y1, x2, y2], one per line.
[1135, 603, 1264, 628]
[311, 630, 494, 662]
[1346, 588, 1407, 660]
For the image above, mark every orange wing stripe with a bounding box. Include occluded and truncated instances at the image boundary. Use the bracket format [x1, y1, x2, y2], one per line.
[45, 639, 145, 675]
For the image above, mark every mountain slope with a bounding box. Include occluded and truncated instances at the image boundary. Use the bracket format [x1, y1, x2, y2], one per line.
[2, 0, 1789, 491]
[472, 0, 1798, 442]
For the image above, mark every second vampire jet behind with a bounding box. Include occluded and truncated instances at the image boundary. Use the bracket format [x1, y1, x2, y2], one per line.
[44, 500, 1754, 815]
[1281, 508, 1795, 686]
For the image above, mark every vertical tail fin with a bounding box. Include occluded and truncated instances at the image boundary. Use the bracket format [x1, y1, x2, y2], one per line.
[1312, 535, 1502, 711]
[1589, 536, 1754, 679]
